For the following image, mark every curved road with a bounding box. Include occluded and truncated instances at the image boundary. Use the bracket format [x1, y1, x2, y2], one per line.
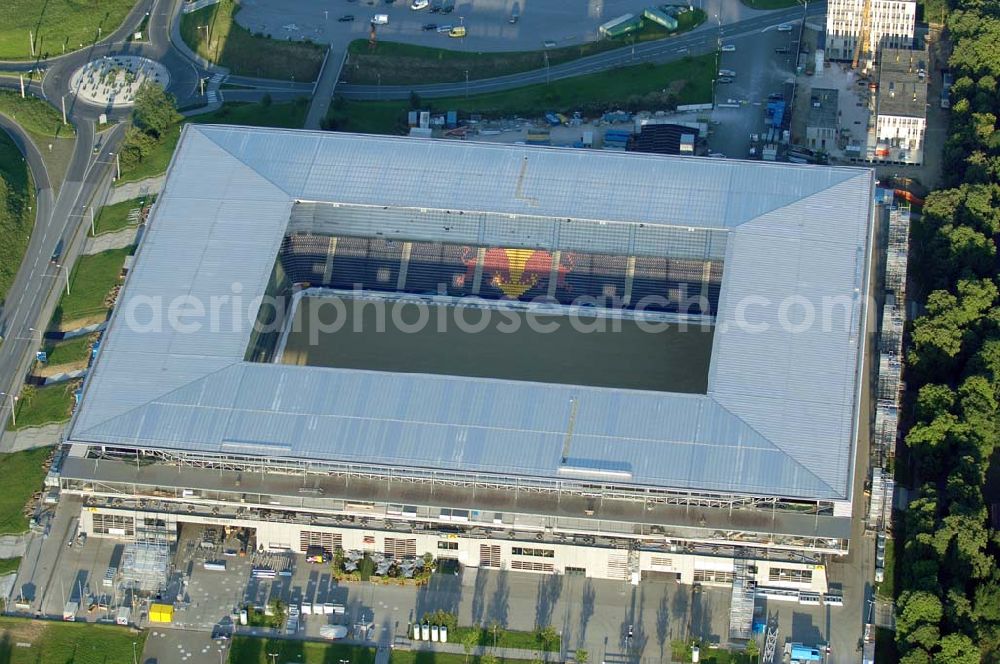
[337, 1, 825, 99]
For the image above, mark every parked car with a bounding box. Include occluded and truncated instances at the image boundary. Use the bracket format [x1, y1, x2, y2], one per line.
[338, 14, 355, 21]
[371, 13, 389, 24]
[721, 44, 736, 52]
[410, 0, 428, 8]
[718, 76, 734, 83]
[436, 24, 453, 32]
[777, 23, 793, 31]
[449, 25, 466, 37]
[422, 23, 437, 30]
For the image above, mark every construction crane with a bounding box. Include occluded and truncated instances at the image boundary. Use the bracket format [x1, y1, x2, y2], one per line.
[852, 0, 874, 70]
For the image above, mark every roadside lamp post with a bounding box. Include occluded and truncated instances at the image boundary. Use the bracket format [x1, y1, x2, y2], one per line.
[0, 392, 17, 428]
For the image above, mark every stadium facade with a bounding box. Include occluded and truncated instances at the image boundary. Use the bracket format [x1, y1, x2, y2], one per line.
[58, 126, 876, 600]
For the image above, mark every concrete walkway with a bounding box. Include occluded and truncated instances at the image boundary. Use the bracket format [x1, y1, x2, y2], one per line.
[0, 423, 63, 453]
[0, 533, 30, 559]
[84, 225, 138, 254]
[108, 174, 164, 203]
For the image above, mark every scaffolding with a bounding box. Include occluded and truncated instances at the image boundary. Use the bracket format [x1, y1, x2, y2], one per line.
[873, 198, 909, 462]
[120, 541, 169, 594]
[728, 549, 756, 641]
[885, 206, 910, 298]
[867, 467, 895, 531]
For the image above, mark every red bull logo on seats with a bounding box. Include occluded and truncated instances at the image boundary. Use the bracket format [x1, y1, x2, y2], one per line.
[464, 248, 574, 299]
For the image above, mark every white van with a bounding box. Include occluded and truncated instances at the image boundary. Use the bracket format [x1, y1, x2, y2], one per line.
[371, 14, 389, 24]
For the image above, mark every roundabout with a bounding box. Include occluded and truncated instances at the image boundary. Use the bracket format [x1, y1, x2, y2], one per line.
[69, 55, 170, 107]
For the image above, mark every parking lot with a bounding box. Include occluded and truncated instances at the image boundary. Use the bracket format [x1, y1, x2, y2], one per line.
[708, 18, 803, 158]
[235, 0, 765, 53]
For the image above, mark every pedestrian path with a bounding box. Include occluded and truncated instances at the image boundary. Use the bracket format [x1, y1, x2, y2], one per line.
[304, 48, 345, 130]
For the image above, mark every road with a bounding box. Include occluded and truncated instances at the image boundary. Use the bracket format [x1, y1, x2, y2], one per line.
[334, 2, 825, 99]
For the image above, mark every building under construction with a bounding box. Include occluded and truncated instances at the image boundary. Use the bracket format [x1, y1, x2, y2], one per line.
[825, 0, 916, 68]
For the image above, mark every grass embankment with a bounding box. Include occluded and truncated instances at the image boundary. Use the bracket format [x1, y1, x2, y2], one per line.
[328, 54, 714, 134]
[877, 537, 895, 600]
[0, 90, 75, 141]
[0, 616, 145, 663]
[8, 383, 78, 430]
[192, 98, 310, 128]
[41, 333, 96, 368]
[228, 637, 377, 664]
[345, 9, 706, 85]
[0, 130, 35, 309]
[118, 100, 308, 184]
[0, 0, 137, 60]
[0, 447, 50, 532]
[0, 557, 20, 575]
[50, 246, 131, 328]
[180, 0, 325, 81]
[90, 195, 155, 236]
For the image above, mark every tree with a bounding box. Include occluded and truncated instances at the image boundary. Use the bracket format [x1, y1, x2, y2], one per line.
[936, 633, 980, 664]
[535, 625, 559, 650]
[745, 638, 759, 662]
[462, 630, 478, 663]
[132, 82, 181, 140]
[896, 591, 943, 639]
[481, 654, 499, 664]
[575, 649, 589, 664]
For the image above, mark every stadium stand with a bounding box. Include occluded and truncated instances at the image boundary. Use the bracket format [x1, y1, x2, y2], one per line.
[280, 233, 723, 314]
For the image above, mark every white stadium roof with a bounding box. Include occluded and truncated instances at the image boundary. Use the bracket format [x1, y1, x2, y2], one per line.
[68, 125, 875, 502]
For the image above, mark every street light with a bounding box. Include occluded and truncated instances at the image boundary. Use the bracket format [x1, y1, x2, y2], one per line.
[132, 641, 138, 664]
[0, 392, 18, 429]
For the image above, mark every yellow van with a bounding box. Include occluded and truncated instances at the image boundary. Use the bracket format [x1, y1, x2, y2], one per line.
[449, 26, 466, 37]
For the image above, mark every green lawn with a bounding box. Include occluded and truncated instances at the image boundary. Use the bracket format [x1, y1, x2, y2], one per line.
[0, 447, 51, 532]
[8, 383, 76, 430]
[0, 90, 75, 141]
[0, 129, 35, 311]
[51, 246, 131, 327]
[119, 100, 308, 184]
[91, 195, 154, 236]
[0, 616, 145, 663]
[876, 537, 895, 600]
[345, 10, 706, 85]
[0, 557, 20, 576]
[328, 54, 714, 134]
[0, 0, 137, 60]
[451, 627, 560, 653]
[741, 0, 801, 8]
[42, 333, 96, 367]
[228, 637, 376, 664]
[180, 0, 326, 81]
[191, 98, 310, 128]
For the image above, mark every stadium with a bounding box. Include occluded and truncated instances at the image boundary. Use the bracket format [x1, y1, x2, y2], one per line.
[57, 126, 875, 618]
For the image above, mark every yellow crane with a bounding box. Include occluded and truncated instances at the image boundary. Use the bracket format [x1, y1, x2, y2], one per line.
[852, 0, 873, 70]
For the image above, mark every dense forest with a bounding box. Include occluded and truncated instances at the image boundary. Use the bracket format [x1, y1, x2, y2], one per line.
[893, 1, 1000, 662]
